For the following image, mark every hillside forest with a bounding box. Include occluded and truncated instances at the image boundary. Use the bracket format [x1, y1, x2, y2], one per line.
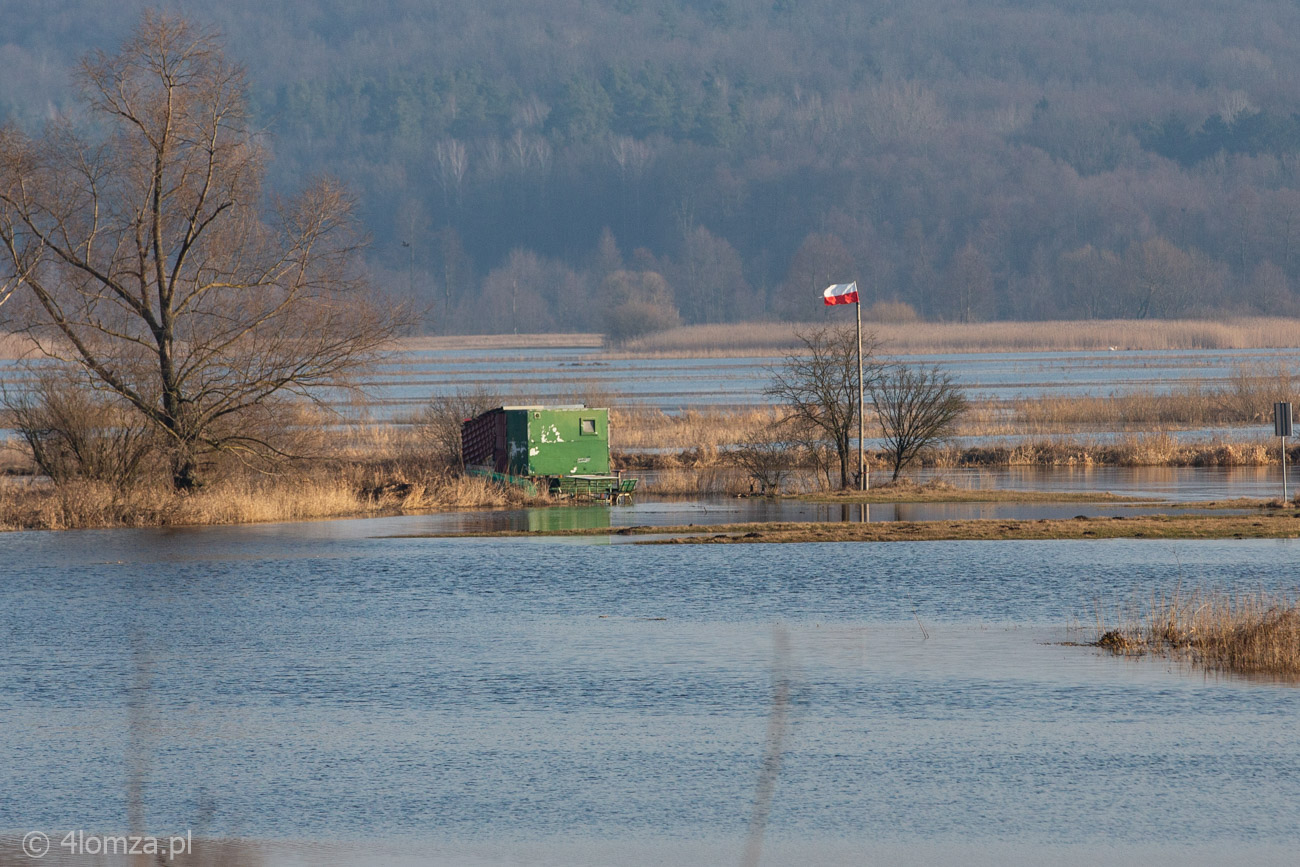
[5, 0, 1300, 335]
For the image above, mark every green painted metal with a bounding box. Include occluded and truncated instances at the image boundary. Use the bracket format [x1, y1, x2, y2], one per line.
[463, 405, 634, 498]
[496, 407, 610, 476]
[553, 474, 626, 497]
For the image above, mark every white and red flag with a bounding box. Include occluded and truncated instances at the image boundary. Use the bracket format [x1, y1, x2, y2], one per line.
[822, 281, 859, 305]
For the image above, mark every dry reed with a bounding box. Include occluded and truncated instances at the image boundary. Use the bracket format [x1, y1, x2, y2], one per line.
[0, 459, 544, 531]
[1097, 590, 1300, 679]
[619, 317, 1300, 356]
[637, 467, 752, 496]
[391, 333, 604, 351]
[612, 406, 782, 450]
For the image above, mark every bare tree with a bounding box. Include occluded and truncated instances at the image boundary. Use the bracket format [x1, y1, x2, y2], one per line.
[765, 326, 884, 489]
[731, 424, 795, 495]
[434, 137, 469, 211]
[871, 364, 968, 481]
[0, 13, 404, 489]
[418, 387, 502, 471]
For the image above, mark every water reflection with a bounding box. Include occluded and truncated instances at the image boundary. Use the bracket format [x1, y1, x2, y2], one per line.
[383, 495, 1249, 538]
[641, 464, 1297, 502]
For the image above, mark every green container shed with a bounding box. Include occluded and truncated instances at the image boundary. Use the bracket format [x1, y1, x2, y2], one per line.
[461, 405, 612, 477]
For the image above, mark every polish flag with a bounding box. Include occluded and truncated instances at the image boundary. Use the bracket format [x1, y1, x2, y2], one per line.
[822, 281, 859, 305]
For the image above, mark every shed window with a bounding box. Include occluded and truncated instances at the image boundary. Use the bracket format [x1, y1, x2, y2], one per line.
[579, 418, 597, 435]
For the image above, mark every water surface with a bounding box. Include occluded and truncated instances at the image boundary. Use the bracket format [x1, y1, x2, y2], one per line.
[3, 525, 1300, 865]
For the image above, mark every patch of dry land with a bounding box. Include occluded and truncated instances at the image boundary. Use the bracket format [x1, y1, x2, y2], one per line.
[448, 510, 1300, 544]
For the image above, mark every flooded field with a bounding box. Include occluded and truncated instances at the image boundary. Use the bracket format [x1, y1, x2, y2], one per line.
[339, 346, 1300, 413]
[145, 345, 1300, 414]
[3, 517, 1300, 865]
[4, 339, 1300, 865]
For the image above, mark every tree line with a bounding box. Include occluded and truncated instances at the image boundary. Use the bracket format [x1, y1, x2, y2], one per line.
[5, 1, 1300, 333]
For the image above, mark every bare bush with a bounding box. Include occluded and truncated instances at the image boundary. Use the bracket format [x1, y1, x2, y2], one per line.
[5, 369, 155, 488]
[871, 364, 968, 480]
[1218, 364, 1300, 423]
[417, 387, 502, 470]
[731, 425, 796, 495]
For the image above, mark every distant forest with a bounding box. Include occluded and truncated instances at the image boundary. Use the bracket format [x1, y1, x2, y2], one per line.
[6, 0, 1300, 334]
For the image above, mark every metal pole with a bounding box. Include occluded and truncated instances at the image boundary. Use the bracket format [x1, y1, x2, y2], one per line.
[857, 294, 866, 491]
[1284, 434, 1289, 503]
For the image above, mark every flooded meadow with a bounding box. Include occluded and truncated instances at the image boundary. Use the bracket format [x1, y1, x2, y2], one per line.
[4, 341, 1300, 864]
[3, 509, 1300, 865]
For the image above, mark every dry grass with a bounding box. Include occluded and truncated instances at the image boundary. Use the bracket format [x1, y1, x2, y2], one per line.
[619, 317, 1300, 356]
[1097, 590, 1300, 680]
[959, 435, 1278, 468]
[638, 467, 753, 496]
[612, 406, 782, 450]
[1012, 368, 1300, 432]
[392, 333, 604, 351]
[0, 457, 544, 531]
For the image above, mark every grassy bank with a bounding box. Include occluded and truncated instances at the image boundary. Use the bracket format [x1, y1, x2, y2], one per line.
[1097, 591, 1300, 680]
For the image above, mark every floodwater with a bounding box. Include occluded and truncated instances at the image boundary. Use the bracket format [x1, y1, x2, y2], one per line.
[334, 346, 1300, 413]
[3, 519, 1300, 866]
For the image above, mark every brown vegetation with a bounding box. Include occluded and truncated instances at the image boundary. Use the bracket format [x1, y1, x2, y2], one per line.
[394, 333, 604, 351]
[619, 318, 1300, 357]
[1096, 591, 1300, 680]
[960, 435, 1278, 468]
[0, 456, 544, 531]
[610, 406, 781, 451]
[1012, 366, 1300, 431]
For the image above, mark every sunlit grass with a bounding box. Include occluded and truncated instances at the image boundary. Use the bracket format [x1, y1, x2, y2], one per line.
[1097, 590, 1300, 680]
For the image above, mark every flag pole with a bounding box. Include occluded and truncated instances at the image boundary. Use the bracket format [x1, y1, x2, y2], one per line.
[856, 286, 866, 491]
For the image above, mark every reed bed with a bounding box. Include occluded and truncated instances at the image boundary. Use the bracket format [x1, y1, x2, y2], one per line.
[0, 458, 543, 531]
[393, 332, 603, 351]
[619, 317, 1300, 356]
[637, 467, 752, 496]
[612, 406, 782, 450]
[1013, 368, 1300, 431]
[961, 434, 1277, 468]
[1097, 590, 1300, 680]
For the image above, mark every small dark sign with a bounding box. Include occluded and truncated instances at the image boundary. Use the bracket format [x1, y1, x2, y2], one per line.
[1275, 402, 1293, 437]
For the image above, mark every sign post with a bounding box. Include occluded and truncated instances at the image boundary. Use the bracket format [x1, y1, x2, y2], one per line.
[1275, 402, 1292, 502]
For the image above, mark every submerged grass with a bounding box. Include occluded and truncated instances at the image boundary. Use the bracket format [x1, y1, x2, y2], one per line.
[1096, 590, 1300, 680]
